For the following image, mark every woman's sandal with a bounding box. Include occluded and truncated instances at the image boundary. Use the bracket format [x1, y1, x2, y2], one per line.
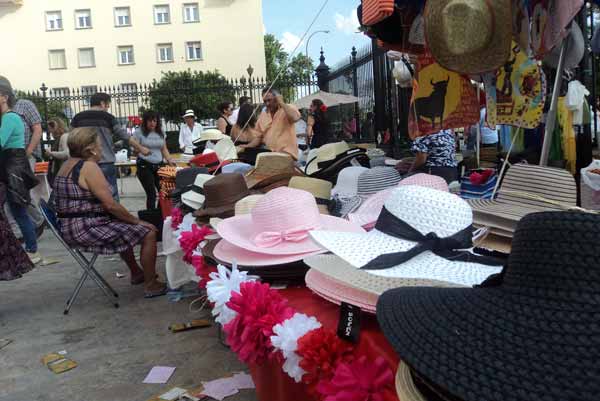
[144, 283, 168, 299]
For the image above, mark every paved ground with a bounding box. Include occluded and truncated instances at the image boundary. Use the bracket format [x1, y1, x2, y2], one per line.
[0, 177, 257, 401]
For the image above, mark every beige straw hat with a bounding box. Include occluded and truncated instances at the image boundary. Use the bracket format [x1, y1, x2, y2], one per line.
[395, 362, 427, 401]
[425, 0, 512, 74]
[288, 176, 332, 215]
[244, 152, 297, 189]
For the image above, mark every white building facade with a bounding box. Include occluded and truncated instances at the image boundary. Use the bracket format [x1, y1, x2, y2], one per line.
[0, 0, 266, 92]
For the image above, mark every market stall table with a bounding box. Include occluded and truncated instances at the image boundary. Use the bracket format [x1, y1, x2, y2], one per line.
[114, 159, 137, 195]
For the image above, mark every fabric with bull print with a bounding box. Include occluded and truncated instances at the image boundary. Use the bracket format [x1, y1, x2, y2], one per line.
[408, 52, 479, 139]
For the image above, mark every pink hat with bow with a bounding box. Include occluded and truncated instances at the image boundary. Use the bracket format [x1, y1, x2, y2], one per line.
[216, 186, 364, 256]
[348, 174, 449, 229]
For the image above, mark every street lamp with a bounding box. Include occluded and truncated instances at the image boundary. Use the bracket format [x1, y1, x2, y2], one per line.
[306, 30, 330, 60]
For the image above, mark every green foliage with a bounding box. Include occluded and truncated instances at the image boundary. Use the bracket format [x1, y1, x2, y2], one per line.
[16, 90, 68, 126]
[264, 34, 315, 100]
[147, 70, 236, 124]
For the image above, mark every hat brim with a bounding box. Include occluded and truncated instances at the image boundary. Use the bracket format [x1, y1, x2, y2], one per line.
[425, 0, 513, 74]
[304, 254, 460, 312]
[181, 192, 205, 209]
[395, 362, 427, 401]
[309, 230, 502, 287]
[217, 214, 364, 255]
[305, 268, 377, 313]
[193, 204, 236, 219]
[213, 238, 325, 266]
[376, 284, 599, 401]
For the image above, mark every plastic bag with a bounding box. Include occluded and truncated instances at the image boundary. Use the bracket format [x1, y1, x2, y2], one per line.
[115, 149, 128, 163]
[580, 160, 600, 210]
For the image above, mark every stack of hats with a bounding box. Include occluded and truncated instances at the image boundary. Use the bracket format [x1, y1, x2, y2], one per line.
[193, 173, 251, 222]
[190, 151, 220, 173]
[304, 186, 504, 313]
[209, 187, 364, 281]
[330, 166, 402, 218]
[377, 211, 600, 401]
[169, 167, 208, 205]
[244, 153, 303, 193]
[305, 142, 370, 183]
[192, 129, 228, 154]
[348, 173, 449, 229]
[181, 174, 214, 210]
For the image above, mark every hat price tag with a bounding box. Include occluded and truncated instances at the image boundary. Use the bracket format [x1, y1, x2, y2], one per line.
[337, 302, 361, 343]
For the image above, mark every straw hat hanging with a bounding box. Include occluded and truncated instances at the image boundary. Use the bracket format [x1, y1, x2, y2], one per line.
[425, 0, 513, 74]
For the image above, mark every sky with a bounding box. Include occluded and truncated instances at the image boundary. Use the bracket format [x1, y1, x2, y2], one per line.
[262, 0, 370, 69]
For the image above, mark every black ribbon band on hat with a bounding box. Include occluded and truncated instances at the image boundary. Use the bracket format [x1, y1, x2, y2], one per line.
[190, 186, 204, 196]
[316, 197, 330, 206]
[360, 208, 503, 271]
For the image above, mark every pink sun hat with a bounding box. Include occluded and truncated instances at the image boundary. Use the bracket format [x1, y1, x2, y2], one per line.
[213, 237, 324, 266]
[216, 186, 364, 256]
[348, 173, 449, 229]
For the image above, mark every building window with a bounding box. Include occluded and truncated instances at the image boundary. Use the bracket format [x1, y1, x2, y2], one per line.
[183, 3, 199, 23]
[154, 5, 170, 24]
[45, 11, 63, 31]
[118, 46, 135, 65]
[114, 7, 131, 27]
[51, 87, 70, 98]
[81, 85, 98, 107]
[186, 41, 203, 61]
[48, 49, 67, 70]
[120, 83, 138, 103]
[157, 43, 174, 63]
[78, 48, 96, 68]
[75, 9, 92, 29]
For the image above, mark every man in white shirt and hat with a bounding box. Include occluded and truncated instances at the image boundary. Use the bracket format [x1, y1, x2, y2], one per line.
[179, 109, 203, 154]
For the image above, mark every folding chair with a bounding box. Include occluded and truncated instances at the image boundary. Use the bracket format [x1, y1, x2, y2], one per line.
[39, 199, 119, 315]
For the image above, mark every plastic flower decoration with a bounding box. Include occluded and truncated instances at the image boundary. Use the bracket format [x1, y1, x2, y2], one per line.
[179, 225, 214, 264]
[206, 263, 254, 325]
[270, 313, 322, 383]
[224, 281, 294, 365]
[174, 212, 196, 239]
[316, 356, 393, 401]
[170, 208, 184, 229]
[296, 327, 355, 392]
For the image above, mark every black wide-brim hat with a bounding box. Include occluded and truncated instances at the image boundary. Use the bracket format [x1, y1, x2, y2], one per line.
[377, 211, 600, 401]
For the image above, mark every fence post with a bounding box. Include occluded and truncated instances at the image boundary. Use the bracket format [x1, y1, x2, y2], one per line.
[40, 83, 49, 130]
[371, 39, 387, 142]
[315, 48, 330, 92]
[351, 47, 361, 141]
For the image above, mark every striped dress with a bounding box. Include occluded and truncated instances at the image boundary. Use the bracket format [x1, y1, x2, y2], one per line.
[53, 160, 150, 254]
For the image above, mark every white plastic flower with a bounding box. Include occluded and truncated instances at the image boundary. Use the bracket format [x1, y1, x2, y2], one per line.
[175, 213, 196, 239]
[270, 313, 322, 383]
[206, 263, 255, 325]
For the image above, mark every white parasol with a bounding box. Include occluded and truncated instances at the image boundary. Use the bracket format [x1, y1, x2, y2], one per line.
[294, 91, 359, 109]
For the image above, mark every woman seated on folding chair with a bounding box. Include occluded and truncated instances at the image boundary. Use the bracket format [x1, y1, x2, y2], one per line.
[52, 127, 167, 298]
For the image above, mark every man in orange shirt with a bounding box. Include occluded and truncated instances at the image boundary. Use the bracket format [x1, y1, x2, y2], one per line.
[240, 88, 301, 160]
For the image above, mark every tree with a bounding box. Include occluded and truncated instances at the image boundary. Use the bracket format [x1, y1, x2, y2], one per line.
[264, 34, 315, 86]
[147, 70, 235, 124]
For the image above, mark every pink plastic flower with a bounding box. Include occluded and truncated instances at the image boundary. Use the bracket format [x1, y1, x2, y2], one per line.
[191, 255, 216, 289]
[171, 208, 184, 229]
[179, 225, 214, 264]
[223, 281, 294, 365]
[316, 356, 393, 401]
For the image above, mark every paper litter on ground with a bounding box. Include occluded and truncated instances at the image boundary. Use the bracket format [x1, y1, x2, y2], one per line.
[158, 387, 187, 400]
[200, 377, 239, 400]
[143, 366, 176, 384]
[230, 372, 255, 390]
